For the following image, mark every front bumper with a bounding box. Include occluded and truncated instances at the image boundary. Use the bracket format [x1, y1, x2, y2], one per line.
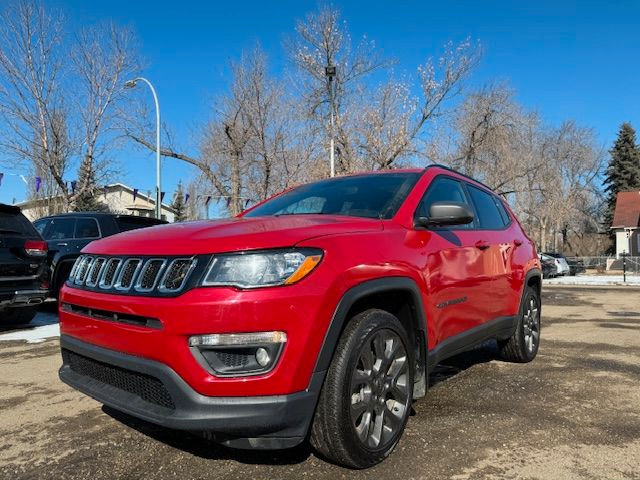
[59, 335, 322, 449]
[0, 288, 48, 309]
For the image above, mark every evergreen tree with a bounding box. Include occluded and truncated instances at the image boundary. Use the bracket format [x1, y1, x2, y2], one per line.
[171, 181, 187, 222]
[73, 157, 110, 212]
[603, 123, 640, 235]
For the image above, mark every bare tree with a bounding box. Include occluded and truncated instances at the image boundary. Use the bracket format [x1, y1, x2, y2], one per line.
[288, 5, 480, 173]
[0, 1, 70, 203]
[127, 48, 308, 216]
[0, 1, 140, 213]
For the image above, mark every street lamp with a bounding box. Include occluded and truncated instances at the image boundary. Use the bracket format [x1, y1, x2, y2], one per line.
[325, 65, 336, 178]
[124, 77, 162, 219]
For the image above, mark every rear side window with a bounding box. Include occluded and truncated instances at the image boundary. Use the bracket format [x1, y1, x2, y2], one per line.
[0, 210, 38, 237]
[467, 185, 506, 230]
[44, 218, 76, 240]
[75, 218, 100, 238]
[417, 176, 471, 226]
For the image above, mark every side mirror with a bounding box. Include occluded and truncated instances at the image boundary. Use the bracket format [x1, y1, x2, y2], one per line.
[416, 202, 474, 228]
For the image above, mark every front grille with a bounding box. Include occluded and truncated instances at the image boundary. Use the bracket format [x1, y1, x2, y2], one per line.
[62, 349, 175, 410]
[68, 254, 198, 296]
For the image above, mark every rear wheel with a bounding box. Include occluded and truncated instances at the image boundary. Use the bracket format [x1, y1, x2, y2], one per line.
[499, 285, 540, 362]
[1, 306, 38, 325]
[310, 309, 414, 468]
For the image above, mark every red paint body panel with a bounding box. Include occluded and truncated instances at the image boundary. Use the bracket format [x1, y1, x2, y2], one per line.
[59, 167, 540, 397]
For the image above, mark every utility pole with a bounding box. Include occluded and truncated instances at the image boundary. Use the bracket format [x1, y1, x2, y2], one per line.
[325, 65, 336, 177]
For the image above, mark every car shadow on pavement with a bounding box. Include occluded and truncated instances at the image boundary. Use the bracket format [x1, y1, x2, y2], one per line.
[103, 406, 314, 465]
[429, 340, 500, 388]
[0, 300, 58, 333]
[102, 342, 499, 466]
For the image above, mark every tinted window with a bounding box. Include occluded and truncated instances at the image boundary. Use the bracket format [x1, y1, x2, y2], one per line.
[34, 218, 50, 236]
[467, 185, 505, 230]
[417, 176, 471, 227]
[244, 173, 421, 220]
[493, 197, 511, 225]
[75, 218, 100, 238]
[0, 211, 38, 237]
[43, 218, 75, 240]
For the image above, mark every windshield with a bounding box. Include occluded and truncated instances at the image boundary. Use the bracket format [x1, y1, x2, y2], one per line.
[244, 172, 421, 220]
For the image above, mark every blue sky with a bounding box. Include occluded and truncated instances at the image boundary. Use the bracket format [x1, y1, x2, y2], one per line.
[1, 0, 639, 207]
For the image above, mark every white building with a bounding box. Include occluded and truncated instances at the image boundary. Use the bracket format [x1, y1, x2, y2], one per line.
[16, 183, 177, 222]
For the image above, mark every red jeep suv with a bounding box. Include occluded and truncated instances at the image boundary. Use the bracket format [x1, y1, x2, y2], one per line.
[58, 165, 541, 468]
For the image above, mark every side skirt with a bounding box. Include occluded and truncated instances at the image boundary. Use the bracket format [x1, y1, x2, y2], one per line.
[426, 316, 517, 373]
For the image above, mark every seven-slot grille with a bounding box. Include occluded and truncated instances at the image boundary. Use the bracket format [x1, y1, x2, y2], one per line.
[68, 255, 196, 295]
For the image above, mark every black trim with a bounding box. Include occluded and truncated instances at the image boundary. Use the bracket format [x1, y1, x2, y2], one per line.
[59, 335, 321, 449]
[312, 277, 428, 398]
[61, 302, 163, 329]
[313, 277, 427, 373]
[426, 316, 517, 372]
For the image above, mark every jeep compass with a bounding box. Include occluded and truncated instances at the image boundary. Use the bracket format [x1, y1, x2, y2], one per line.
[58, 165, 542, 468]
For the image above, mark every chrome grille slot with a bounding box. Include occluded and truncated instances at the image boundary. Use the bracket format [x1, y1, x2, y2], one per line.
[159, 258, 197, 292]
[85, 258, 106, 287]
[69, 256, 83, 281]
[100, 258, 122, 288]
[74, 256, 94, 285]
[114, 259, 142, 290]
[135, 259, 166, 292]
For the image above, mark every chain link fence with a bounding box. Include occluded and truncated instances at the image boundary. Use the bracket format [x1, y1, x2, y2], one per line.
[565, 256, 640, 275]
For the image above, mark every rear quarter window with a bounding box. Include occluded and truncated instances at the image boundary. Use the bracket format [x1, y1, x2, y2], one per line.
[467, 185, 507, 230]
[0, 210, 39, 237]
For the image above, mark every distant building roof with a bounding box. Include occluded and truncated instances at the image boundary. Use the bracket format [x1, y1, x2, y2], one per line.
[612, 190, 640, 228]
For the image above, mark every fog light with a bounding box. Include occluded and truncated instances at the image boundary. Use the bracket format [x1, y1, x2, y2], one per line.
[188, 331, 287, 377]
[255, 347, 270, 367]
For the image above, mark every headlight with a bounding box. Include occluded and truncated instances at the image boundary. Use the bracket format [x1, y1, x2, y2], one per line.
[201, 249, 323, 288]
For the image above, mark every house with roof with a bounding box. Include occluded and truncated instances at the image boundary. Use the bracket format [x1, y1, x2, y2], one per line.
[612, 190, 640, 257]
[16, 183, 177, 222]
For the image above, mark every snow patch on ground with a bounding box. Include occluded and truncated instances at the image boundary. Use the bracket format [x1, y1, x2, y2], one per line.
[544, 274, 640, 286]
[0, 310, 60, 343]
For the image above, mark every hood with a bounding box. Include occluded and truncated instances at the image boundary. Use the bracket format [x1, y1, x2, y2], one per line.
[82, 215, 383, 256]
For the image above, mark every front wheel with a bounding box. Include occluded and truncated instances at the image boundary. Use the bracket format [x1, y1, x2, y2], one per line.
[499, 285, 541, 362]
[310, 309, 414, 468]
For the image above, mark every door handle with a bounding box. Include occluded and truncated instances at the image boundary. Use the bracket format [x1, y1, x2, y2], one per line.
[513, 239, 522, 247]
[57, 243, 68, 247]
[475, 240, 490, 250]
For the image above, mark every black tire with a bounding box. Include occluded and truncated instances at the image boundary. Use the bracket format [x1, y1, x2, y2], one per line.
[499, 285, 541, 363]
[310, 309, 414, 469]
[1, 306, 38, 325]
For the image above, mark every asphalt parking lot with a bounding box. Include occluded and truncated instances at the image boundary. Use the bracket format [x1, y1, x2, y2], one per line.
[1, 286, 639, 480]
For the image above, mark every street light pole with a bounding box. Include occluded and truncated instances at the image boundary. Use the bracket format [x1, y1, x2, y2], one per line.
[325, 65, 336, 178]
[124, 77, 162, 219]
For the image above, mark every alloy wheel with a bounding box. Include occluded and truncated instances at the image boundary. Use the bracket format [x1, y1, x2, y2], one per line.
[349, 328, 410, 449]
[523, 295, 540, 353]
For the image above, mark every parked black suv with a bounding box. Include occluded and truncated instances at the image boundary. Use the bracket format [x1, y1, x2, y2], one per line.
[34, 212, 167, 297]
[0, 204, 49, 324]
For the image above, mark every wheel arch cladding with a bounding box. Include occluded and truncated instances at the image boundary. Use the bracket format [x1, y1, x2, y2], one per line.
[313, 276, 428, 399]
[525, 268, 542, 296]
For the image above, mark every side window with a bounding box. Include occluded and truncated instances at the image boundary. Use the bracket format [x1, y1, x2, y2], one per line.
[44, 218, 76, 240]
[33, 219, 50, 236]
[417, 176, 473, 229]
[467, 185, 505, 230]
[493, 197, 511, 225]
[74, 218, 100, 239]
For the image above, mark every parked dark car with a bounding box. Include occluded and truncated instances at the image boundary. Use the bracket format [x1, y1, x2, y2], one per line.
[566, 257, 586, 276]
[539, 253, 558, 278]
[0, 204, 49, 324]
[34, 212, 167, 297]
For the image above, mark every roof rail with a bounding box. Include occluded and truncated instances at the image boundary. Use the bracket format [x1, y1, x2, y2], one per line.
[425, 163, 495, 193]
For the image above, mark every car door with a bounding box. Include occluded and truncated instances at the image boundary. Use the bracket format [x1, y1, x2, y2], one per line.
[465, 184, 514, 320]
[414, 175, 494, 344]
